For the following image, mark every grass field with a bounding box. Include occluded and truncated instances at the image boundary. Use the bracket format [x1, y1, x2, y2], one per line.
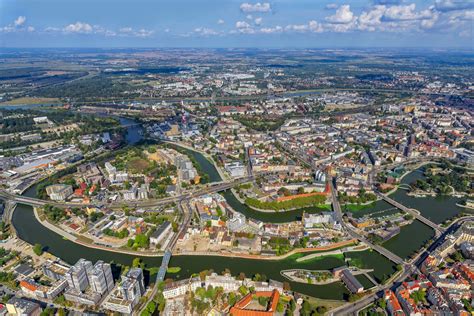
[0, 97, 61, 105]
[126, 157, 151, 173]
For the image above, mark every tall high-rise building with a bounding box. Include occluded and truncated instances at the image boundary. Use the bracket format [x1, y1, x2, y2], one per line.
[64, 259, 91, 292]
[125, 268, 145, 295]
[89, 260, 114, 295]
[103, 267, 145, 314]
[119, 268, 145, 304]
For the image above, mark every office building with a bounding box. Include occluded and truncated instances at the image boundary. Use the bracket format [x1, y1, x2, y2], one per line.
[64, 259, 92, 292]
[102, 268, 145, 315]
[89, 261, 114, 295]
[45, 184, 73, 201]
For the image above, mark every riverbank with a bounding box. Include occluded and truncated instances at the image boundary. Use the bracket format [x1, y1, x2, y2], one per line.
[165, 140, 228, 181]
[230, 188, 331, 214]
[30, 204, 359, 260]
[32, 206, 166, 257]
[222, 190, 331, 223]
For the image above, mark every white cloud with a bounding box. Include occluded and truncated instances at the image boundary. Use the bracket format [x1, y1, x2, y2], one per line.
[194, 27, 219, 36]
[325, 3, 338, 10]
[435, 0, 474, 12]
[119, 27, 133, 33]
[259, 26, 282, 34]
[285, 24, 308, 32]
[325, 5, 357, 32]
[246, 14, 253, 20]
[118, 27, 154, 37]
[236, 21, 251, 29]
[63, 22, 93, 33]
[240, 2, 271, 13]
[309, 20, 324, 33]
[27, 26, 35, 32]
[383, 4, 432, 21]
[0, 26, 14, 33]
[326, 5, 356, 24]
[284, 21, 323, 33]
[235, 20, 255, 33]
[358, 5, 386, 31]
[357, 4, 441, 31]
[217, 19, 225, 25]
[136, 29, 154, 37]
[14, 16, 26, 27]
[254, 17, 263, 25]
[373, 0, 402, 4]
[447, 10, 474, 25]
[44, 27, 60, 32]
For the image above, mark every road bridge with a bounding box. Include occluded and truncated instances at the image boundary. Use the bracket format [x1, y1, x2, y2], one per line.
[0, 174, 258, 209]
[375, 191, 445, 235]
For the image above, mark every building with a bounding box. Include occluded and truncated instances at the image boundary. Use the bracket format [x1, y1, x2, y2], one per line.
[150, 221, 172, 246]
[460, 242, 474, 259]
[137, 184, 148, 200]
[64, 258, 91, 292]
[88, 260, 114, 295]
[62, 258, 114, 307]
[42, 260, 70, 281]
[303, 212, 335, 228]
[334, 268, 364, 294]
[162, 277, 202, 299]
[229, 289, 280, 316]
[6, 297, 41, 316]
[384, 290, 405, 316]
[45, 184, 73, 201]
[225, 162, 246, 178]
[20, 278, 67, 300]
[102, 268, 145, 315]
[122, 187, 137, 201]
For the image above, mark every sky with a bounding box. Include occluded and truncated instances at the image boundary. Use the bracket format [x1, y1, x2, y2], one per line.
[0, 0, 473, 48]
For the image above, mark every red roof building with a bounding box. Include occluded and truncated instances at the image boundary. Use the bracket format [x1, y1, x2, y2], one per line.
[230, 289, 280, 316]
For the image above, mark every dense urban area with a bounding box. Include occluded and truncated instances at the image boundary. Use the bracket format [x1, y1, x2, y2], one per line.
[0, 48, 472, 316]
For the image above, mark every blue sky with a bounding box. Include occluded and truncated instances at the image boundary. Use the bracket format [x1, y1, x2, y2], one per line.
[0, 0, 473, 48]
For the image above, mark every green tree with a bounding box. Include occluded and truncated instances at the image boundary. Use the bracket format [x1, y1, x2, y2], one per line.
[132, 258, 144, 268]
[33, 243, 43, 256]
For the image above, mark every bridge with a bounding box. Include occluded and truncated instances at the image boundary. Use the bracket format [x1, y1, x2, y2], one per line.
[0, 174, 258, 209]
[330, 181, 404, 265]
[375, 191, 445, 235]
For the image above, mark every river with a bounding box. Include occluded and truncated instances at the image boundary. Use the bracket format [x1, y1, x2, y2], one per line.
[10, 119, 426, 300]
[12, 119, 358, 299]
[341, 166, 471, 260]
[389, 168, 469, 224]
